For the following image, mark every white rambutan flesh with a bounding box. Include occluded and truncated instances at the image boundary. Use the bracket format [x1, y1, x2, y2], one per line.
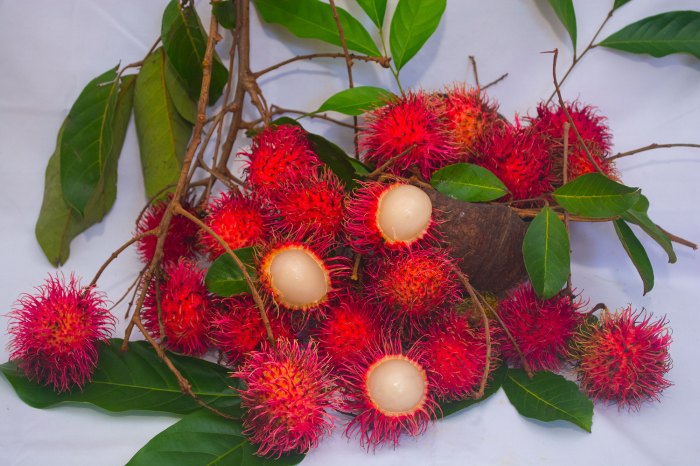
[376, 184, 432, 244]
[366, 356, 427, 416]
[268, 247, 329, 309]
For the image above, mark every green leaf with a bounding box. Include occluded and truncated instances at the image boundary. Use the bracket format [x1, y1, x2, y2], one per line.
[599, 11, 700, 59]
[205, 247, 257, 297]
[621, 195, 676, 263]
[430, 163, 509, 202]
[60, 66, 120, 215]
[316, 86, 395, 116]
[613, 0, 632, 11]
[212, 0, 237, 30]
[348, 156, 372, 175]
[389, 0, 447, 71]
[503, 369, 593, 432]
[438, 364, 507, 418]
[165, 56, 197, 124]
[545, 0, 577, 54]
[614, 219, 654, 294]
[552, 173, 641, 218]
[522, 206, 570, 299]
[0, 339, 238, 414]
[126, 408, 305, 466]
[356, 0, 387, 29]
[35, 75, 135, 266]
[162, 0, 229, 103]
[134, 48, 193, 200]
[253, 0, 381, 56]
[307, 133, 358, 189]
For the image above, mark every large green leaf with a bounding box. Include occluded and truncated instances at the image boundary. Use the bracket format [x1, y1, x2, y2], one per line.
[162, 0, 229, 103]
[212, 0, 237, 30]
[621, 195, 676, 263]
[439, 364, 507, 418]
[165, 56, 197, 124]
[253, 0, 381, 56]
[205, 247, 257, 297]
[356, 0, 387, 29]
[389, 0, 447, 71]
[35, 75, 135, 266]
[126, 409, 305, 466]
[307, 133, 359, 190]
[316, 86, 395, 116]
[552, 173, 641, 218]
[0, 339, 238, 414]
[614, 219, 654, 295]
[522, 207, 570, 299]
[545, 0, 577, 53]
[134, 48, 193, 199]
[599, 11, 700, 59]
[503, 369, 593, 432]
[431, 163, 509, 202]
[60, 67, 120, 215]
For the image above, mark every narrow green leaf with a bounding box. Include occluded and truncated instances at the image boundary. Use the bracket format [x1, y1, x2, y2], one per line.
[126, 408, 304, 466]
[356, 0, 387, 29]
[431, 163, 509, 202]
[253, 0, 381, 56]
[165, 56, 197, 124]
[621, 195, 676, 263]
[348, 156, 372, 175]
[503, 369, 593, 432]
[614, 219, 654, 294]
[162, 0, 229, 102]
[389, 0, 447, 70]
[134, 48, 193, 199]
[211, 0, 237, 29]
[552, 173, 641, 218]
[60, 66, 119, 215]
[439, 364, 507, 418]
[307, 133, 358, 189]
[545, 0, 577, 53]
[599, 11, 700, 59]
[317, 86, 395, 116]
[0, 339, 238, 414]
[613, 0, 632, 11]
[522, 206, 570, 299]
[205, 247, 257, 297]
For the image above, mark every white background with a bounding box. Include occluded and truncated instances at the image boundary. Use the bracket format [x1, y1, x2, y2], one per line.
[1, 0, 699, 465]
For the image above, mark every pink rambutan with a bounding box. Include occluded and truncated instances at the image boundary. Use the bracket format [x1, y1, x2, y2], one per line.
[239, 124, 321, 196]
[7, 274, 115, 392]
[360, 91, 458, 180]
[135, 196, 200, 264]
[198, 190, 268, 260]
[234, 339, 336, 457]
[437, 86, 500, 157]
[496, 282, 583, 371]
[344, 181, 436, 254]
[141, 258, 212, 355]
[571, 306, 672, 409]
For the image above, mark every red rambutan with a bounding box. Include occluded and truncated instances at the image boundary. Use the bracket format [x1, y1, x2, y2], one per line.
[496, 282, 583, 371]
[7, 274, 115, 392]
[571, 306, 672, 409]
[141, 258, 212, 355]
[234, 339, 336, 457]
[360, 91, 458, 180]
[135, 196, 200, 264]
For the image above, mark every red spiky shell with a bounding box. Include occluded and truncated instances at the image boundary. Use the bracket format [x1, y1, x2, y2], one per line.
[7, 274, 114, 392]
[135, 196, 200, 264]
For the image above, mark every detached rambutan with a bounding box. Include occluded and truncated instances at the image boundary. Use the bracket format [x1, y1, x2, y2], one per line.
[234, 339, 336, 457]
[360, 91, 458, 180]
[345, 181, 436, 254]
[239, 124, 321, 196]
[199, 190, 267, 260]
[7, 274, 115, 392]
[141, 258, 211, 355]
[571, 306, 672, 409]
[135, 196, 200, 264]
[496, 282, 583, 371]
[437, 86, 500, 157]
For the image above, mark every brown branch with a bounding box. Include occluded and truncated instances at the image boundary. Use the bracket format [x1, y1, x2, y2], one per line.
[108, 271, 143, 313]
[562, 122, 572, 292]
[459, 275, 491, 398]
[469, 56, 481, 89]
[87, 230, 156, 290]
[657, 225, 698, 250]
[481, 72, 509, 91]
[608, 143, 700, 161]
[511, 207, 616, 222]
[270, 105, 356, 128]
[254, 52, 390, 77]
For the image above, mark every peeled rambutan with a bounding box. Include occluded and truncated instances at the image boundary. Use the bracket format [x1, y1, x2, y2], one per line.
[198, 190, 268, 260]
[135, 196, 200, 264]
[571, 306, 672, 409]
[340, 340, 438, 449]
[234, 339, 336, 457]
[141, 258, 212, 355]
[345, 181, 436, 254]
[239, 124, 321, 196]
[209, 295, 294, 365]
[360, 91, 458, 180]
[7, 274, 115, 392]
[496, 282, 583, 371]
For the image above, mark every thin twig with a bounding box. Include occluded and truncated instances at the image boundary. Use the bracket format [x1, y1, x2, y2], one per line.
[270, 105, 356, 128]
[562, 122, 573, 292]
[469, 56, 481, 89]
[481, 73, 509, 91]
[608, 143, 700, 161]
[254, 52, 390, 77]
[657, 225, 698, 250]
[367, 144, 417, 179]
[455, 271, 490, 397]
[88, 231, 156, 289]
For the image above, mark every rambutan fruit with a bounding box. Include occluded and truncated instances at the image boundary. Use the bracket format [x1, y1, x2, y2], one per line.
[239, 124, 321, 196]
[234, 339, 336, 457]
[340, 341, 438, 449]
[360, 91, 458, 180]
[7, 274, 114, 392]
[141, 258, 212, 355]
[198, 190, 268, 260]
[345, 181, 436, 254]
[209, 295, 294, 365]
[571, 306, 672, 409]
[135, 196, 200, 265]
[496, 282, 583, 371]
